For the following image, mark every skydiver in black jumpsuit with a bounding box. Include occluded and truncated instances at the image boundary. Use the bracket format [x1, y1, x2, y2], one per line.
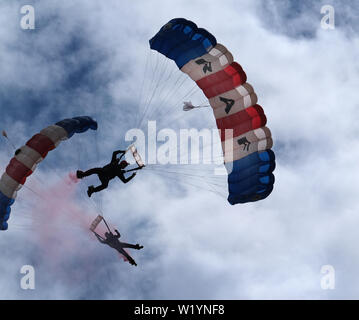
[93, 229, 143, 266]
[76, 150, 143, 197]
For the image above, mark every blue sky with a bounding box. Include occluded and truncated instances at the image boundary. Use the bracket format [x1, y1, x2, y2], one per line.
[0, 0, 359, 299]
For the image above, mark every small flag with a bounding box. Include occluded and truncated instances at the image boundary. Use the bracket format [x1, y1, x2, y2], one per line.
[2, 130, 8, 138]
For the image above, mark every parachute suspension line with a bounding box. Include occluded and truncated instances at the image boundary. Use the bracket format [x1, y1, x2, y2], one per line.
[159, 101, 217, 134]
[182, 102, 211, 111]
[94, 118, 100, 164]
[72, 132, 101, 217]
[137, 52, 162, 129]
[158, 82, 200, 124]
[157, 63, 180, 99]
[178, 84, 201, 105]
[94, 131, 103, 214]
[156, 82, 199, 127]
[76, 138, 82, 171]
[21, 183, 47, 201]
[90, 198, 104, 217]
[150, 58, 173, 100]
[140, 118, 224, 167]
[143, 59, 171, 111]
[160, 109, 195, 129]
[138, 53, 193, 132]
[135, 51, 156, 129]
[200, 170, 226, 199]
[138, 56, 171, 131]
[6, 143, 85, 227]
[10, 223, 34, 231]
[144, 51, 205, 125]
[168, 120, 238, 165]
[1, 130, 16, 150]
[135, 49, 151, 128]
[144, 61, 179, 121]
[79, 190, 104, 218]
[102, 215, 112, 233]
[145, 167, 227, 199]
[149, 72, 189, 124]
[14, 158, 65, 205]
[136, 134, 223, 173]
[159, 97, 213, 129]
[78, 150, 105, 217]
[147, 166, 227, 187]
[93, 98, 104, 214]
[0, 134, 44, 225]
[197, 98, 211, 107]
[154, 71, 188, 113]
[147, 163, 226, 178]
[145, 162, 227, 188]
[137, 49, 158, 129]
[0, 117, 98, 230]
[148, 164, 227, 182]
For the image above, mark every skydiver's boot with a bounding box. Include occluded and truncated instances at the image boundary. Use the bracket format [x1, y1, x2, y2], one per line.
[87, 185, 95, 197]
[76, 170, 84, 179]
[128, 257, 137, 266]
[135, 244, 144, 250]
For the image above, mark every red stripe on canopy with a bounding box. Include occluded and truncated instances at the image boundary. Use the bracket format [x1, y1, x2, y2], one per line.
[26, 134, 55, 158]
[196, 62, 247, 98]
[5, 158, 33, 185]
[217, 105, 267, 141]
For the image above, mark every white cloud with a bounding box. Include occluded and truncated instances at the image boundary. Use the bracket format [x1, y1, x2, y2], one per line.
[0, 0, 358, 299]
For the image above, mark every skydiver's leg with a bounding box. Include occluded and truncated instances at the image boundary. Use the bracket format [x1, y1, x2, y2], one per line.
[81, 168, 103, 177]
[88, 179, 109, 197]
[78, 168, 103, 179]
[116, 248, 137, 266]
[92, 182, 109, 193]
[120, 243, 144, 250]
[87, 173, 110, 197]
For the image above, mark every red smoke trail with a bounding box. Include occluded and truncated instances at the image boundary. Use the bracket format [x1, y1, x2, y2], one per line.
[29, 172, 127, 266]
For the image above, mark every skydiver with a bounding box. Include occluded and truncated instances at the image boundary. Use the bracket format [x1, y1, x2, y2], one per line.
[76, 150, 144, 197]
[93, 229, 143, 266]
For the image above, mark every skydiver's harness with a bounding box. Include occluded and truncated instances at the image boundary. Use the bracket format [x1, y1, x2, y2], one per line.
[95, 145, 145, 182]
[109, 145, 145, 177]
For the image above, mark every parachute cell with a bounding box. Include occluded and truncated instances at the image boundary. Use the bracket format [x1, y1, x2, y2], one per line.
[150, 18, 276, 204]
[0, 116, 98, 230]
[127, 144, 145, 168]
[90, 215, 104, 232]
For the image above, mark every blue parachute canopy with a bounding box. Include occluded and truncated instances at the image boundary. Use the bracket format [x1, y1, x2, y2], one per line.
[150, 18, 217, 69]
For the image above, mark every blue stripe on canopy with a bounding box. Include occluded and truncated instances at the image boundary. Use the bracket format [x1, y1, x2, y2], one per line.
[226, 150, 276, 204]
[149, 18, 217, 68]
[56, 116, 98, 138]
[0, 191, 15, 230]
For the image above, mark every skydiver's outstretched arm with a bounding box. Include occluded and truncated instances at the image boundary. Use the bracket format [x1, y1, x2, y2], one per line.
[114, 229, 121, 239]
[120, 242, 144, 250]
[125, 165, 144, 173]
[111, 150, 126, 163]
[118, 173, 136, 184]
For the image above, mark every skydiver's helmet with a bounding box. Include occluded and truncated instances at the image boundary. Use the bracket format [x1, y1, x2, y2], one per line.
[119, 160, 129, 169]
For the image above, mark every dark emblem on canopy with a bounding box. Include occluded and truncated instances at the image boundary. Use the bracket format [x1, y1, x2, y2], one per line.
[219, 97, 235, 114]
[195, 58, 212, 73]
[237, 137, 251, 151]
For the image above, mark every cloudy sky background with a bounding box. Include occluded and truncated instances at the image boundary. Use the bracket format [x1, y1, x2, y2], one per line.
[0, 0, 359, 299]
